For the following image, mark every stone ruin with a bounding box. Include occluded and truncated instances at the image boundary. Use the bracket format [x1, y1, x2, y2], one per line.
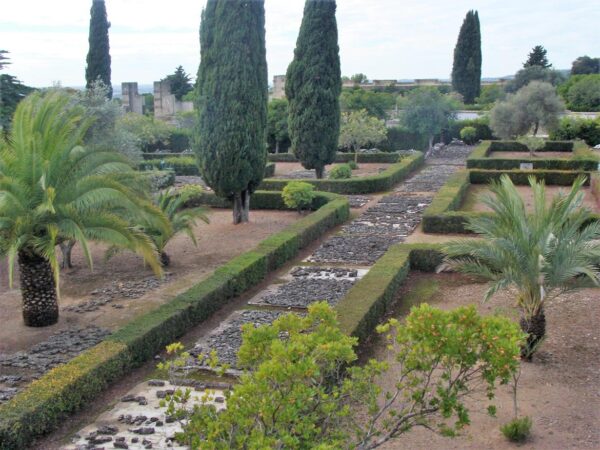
[120, 81, 194, 121]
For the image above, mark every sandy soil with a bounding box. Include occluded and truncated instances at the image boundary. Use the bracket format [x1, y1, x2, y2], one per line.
[362, 272, 600, 450]
[0, 209, 299, 354]
[273, 162, 390, 178]
[462, 185, 599, 213]
[489, 151, 572, 159]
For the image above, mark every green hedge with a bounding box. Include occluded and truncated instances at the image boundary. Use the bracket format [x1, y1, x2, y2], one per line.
[422, 170, 471, 234]
[142, 159, 276, 179]
[467, 141, 598, 171]
[337, 244, 444, 342]
[488, 140, 574, 152]
[261, 152, 424, 194]
[264, 162, 276, 178]
[381, 126, 429, 152]
[141, 170, 176, 190]
[267, 152, 402, 164]
[469, 169, 591, 186]
[441, 117, 495, 143]
[142, 152, 188, 160]
[0, 194, 349, 450]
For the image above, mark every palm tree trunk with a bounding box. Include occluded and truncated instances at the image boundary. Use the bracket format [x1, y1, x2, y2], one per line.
[18, 250, 59, 327]
[519, 309, 546, 360]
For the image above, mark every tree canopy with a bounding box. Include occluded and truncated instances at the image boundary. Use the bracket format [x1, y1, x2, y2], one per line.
[162, 66, 193, 101]
[523, 45, 551, 69]
[85, 0, 112, 98]
[571, 56, 600, 75]
[266, 99, 290, 153]
[194, 0, 268, 224]
[338, 109, 387, 152]
[451, 10, 482, 104]
[286, 0, 341, 179]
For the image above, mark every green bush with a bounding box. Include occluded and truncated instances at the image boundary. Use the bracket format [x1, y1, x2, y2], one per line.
[460, 126, 478, 144]
[442, 117, 495, 143]
[469, 169, 591, 186]
[381, 126, 429, 151]
[550, 116, 600, 146]
[168, 129, 191, 152]
[142, 157, 199, 176]
[500, 417, 532, 442]
[329, 164, 352, 179]
[261, 152, 424, 195]
[141, 170, 176, 190]
[348, 160, 359, 170]
[488, 140, 574, 152]
[267, 152, 401, 163]
[282, 182, 316, 212]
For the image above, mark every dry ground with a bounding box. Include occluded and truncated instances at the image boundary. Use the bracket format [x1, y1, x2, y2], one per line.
[362, 272, 600, 450]
[488, 151, 573, 159]
[461, 185, 599, 213]
[273, 162, 390, 178]
[0, 208, 299, 354]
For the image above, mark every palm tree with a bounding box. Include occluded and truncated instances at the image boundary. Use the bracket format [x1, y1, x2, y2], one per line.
[145, 187, 209, 267]
[443, 175, 600, 359]
[0, 91, 167, 327]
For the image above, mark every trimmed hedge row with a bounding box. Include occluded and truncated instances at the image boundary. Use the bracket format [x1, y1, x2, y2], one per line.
[260, 152, 424, 194]
[141, 159, 276, 179]
[183, 190, 338, 211]
[0, 194, 349, 450]
[267, 152, 402, 164]
[469, 169, 591, 186]
[337, 243, 444, 342]
[488, 140, 574, 152]
[467, 141, 599, 171]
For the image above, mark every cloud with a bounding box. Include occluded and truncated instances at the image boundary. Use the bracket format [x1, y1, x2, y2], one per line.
[1, 0, 597, 87]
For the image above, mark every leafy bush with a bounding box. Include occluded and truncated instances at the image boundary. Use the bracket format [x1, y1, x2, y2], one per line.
[558, 74, 600, 112]
[329, 164, 352, 179]
[500, 416, 532, 442]
[282, 181, 316, 212]
[382, 126, 429, 151]
[166, 302, 522, 449]
[550, 116, 600, 146]
[460, 126, 478, 144]
[442, 117, 494, 143]
[348, 160, 359, 170]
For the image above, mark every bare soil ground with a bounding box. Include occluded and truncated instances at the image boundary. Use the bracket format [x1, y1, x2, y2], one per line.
[0, 209, 299, 354]
[462, 185, 599, 213]
[488, 151, 572, 159]
[273, 162, 390, 178]
[362, 272, 600, 450]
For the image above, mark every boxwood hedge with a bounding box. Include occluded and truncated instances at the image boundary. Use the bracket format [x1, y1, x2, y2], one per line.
[267, 152, 402, 164]
[0, 193, 349, 450]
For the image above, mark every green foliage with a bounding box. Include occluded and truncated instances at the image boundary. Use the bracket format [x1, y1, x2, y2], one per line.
[350, 73, 368, 84]
[328, 163, 352, 179]
[460, 126, 477, 144]
[550, 116, 600, 146]
[558, 74, 600, 112]
[443, 175, 600, 356]
[517, 135, 545, 156]
[451, 10, 482, 104]
[490, 81, 564, 138]
[400, 87, 456, 148]
[0, 73, 34, 131]
[282, 181, 316, 212]
[286, 0, 341, 178]
[500, 416, 532, 442]
[571, 56, 600, 75]
[340, 88, 396, 119]
[0, 193, 349, 449]
[168, 302, 522, 449]
[85, 0, 112, 98]
[475, 84, 506, 107]
[382, 126, 429, 151]
[524, 45, 551, 68]
[0, 91, 166, 287]
[505, 66, 565, 93]
[261, 152, 424, 195]
[266, 98, 290, 153]
[195, 0, 268, 212]
[117, 112, 172, 152]
[443, 117, 494, 142]
[348, 160, 359, 170]
[162, 66, 193, 101]
[422, 170, 472, 233]
[0, 49, 9, 70]
[338, 109, 387, 152]
[267, 151, 401, 164]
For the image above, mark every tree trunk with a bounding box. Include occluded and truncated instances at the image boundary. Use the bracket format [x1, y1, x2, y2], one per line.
[275, 141, 280, 154]
[233, 190, 250, 224]
[160, 251, 171, 267]
[18, 250, 59, 327]
[60, 240, 76, 269]
[519, 309, 546, 360]
[533, 121, 539, 136]
[315, 166, 325, 179]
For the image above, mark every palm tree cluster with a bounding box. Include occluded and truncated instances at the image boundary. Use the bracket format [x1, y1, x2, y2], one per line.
[443, 175, 600, 358]
[0, 92, 206, 327]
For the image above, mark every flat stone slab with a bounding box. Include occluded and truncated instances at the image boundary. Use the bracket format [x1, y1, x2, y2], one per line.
[347, 195, 371, 208]
[251, 278, 356, 309]
[396, 166, 460, 193]
[309, 234, 403, 265]
[63, 380, 225, 450]
[190, 310, 293, 369]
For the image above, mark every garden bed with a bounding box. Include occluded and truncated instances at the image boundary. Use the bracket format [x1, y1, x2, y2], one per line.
[273, 162, 390, 180]
[364, 271, 600, 449]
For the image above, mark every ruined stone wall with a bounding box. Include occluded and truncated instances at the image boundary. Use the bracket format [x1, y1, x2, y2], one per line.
[121, 82, 144, 114]
[153, 80, 194, 120]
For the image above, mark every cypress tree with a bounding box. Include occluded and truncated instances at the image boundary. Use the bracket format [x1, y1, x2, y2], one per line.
[524, 45, 551, 68]
[85, 0, 112, 98]
[286, 0, 341, 179]
[451, 10, 481, 104]
[194, 0, 268, 224]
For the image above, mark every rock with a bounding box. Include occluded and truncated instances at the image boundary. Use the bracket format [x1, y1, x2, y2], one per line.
[97, 425, 118, 435]
[120, 394, 137, 402]
[155, 420, 163, 427]
[147, 380, 165, 387]
[130, 427, 154, 435]
[113, 441, 128, 449]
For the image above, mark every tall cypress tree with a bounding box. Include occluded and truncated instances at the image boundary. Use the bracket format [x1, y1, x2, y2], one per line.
[194, 0, 268, 224]
[451, 10, 481, 104]
[86, 0, 112, 98]
[286, 0, 341, 179]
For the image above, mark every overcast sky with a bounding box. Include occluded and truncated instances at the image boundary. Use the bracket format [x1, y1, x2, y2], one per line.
[1, 0, 598, 88]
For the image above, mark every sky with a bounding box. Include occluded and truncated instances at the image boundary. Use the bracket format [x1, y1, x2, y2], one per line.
[1, 0, 598, 88]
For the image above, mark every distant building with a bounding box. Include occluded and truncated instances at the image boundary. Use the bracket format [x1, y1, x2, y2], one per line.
[121, 82, 144, 115]
[272, 75, 286, 99]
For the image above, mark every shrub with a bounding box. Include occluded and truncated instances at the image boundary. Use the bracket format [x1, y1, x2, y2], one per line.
[329, 164, 352, 179]
[348, 160, 359, 170]
[550, 116, 600, 146]
[382, 126, 429, 151]
[282, 181, 316, 212]
[443, 117, 494, 143]
[460, 126, 478, 144]
[500, 417, 532, 442]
